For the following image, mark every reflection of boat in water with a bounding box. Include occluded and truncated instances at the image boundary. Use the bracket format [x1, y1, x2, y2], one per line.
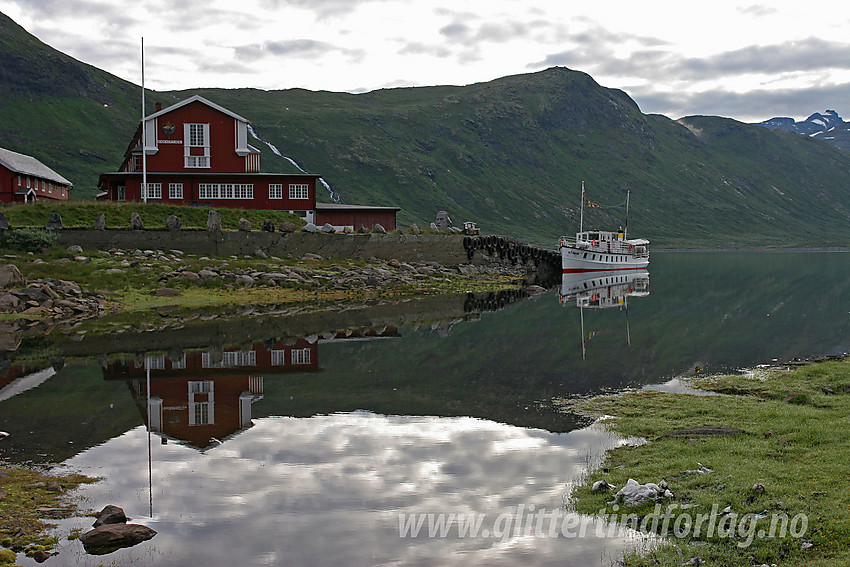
[559, 183, 649, 273]
[559, 270, 650, 359]
[559, 270, 650, 308]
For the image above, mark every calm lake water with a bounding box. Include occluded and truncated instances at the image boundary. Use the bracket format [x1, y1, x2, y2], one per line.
[1, 251, 848, 566]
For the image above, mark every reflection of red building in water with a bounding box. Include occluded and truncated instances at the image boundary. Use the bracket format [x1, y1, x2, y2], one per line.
[104, 339, 319, 449]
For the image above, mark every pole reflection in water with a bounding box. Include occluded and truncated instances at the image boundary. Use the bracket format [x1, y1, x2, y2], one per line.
[559, 270, 650, 360]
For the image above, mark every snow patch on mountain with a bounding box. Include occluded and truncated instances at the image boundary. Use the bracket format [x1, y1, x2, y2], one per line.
[757, 110, 845, 136]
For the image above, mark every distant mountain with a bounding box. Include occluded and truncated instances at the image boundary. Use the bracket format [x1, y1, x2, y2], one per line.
[756, 110, 850, 151]
[2, 11, 850, 247]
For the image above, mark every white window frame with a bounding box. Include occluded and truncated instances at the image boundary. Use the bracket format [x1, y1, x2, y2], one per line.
[202, 350, 256, 368]
[142, 183, 162, 199]
[169, 183, 184, 199]
[199, 183, 254, 200]
[188, 380, 214, 426]
[184, 123, 211, 169]
[289, 183, 309, 200]
[291, 348, 311, 365]
[222, 350, 256, 367]
[145, 355, 166, 370]
[170, 354, 187, 369]
[269, 184, 283, 200]
[117, 186, 126, 201]
[271, 349, 287, 366]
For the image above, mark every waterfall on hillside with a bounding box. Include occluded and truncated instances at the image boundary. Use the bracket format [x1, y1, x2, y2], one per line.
[247, 124, 341, 203]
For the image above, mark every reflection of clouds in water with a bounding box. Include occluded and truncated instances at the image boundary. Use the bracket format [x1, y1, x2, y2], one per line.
[57, 412, 648, 567]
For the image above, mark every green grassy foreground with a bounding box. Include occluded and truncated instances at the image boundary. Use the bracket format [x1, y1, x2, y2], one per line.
[0, 201, 305, 231]
[569, 359, 850, 567]
[0, 467, 96, 560]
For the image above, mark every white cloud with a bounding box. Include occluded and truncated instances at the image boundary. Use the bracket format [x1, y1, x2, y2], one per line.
[4, 0, 850, 121]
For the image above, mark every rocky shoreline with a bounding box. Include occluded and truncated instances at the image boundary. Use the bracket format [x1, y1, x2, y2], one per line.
[153, 252, 521, 290]
[0, 264, 106, 344]
[0, 246, 532, 349]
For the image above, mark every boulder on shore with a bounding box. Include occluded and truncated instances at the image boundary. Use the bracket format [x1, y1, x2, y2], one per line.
[165, 215, 182, 231]
[130, 213, 144, 230]
[93, 504, 128, 528]
[46, 213, 63, 231]
[207, 210, 222, 232]
[610, 478, 674, 507]
[80, 524, 157, 555]
[0, 264, 25, 288]
[434, 210, 452, 231]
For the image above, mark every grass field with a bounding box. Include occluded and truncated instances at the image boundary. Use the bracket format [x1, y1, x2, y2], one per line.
[0, 201, 304, 231]
[569, 360, 850, 566]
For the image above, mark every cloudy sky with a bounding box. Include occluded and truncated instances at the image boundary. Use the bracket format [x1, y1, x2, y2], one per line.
[4, 0, 850, 122]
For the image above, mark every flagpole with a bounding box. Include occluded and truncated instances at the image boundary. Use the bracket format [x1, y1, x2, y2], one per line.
[624, 189, 630, 240]
[141, 37, 147, 204]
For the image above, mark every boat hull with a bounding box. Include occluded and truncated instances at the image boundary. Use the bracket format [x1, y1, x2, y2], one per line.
[561, 244, 649, 273]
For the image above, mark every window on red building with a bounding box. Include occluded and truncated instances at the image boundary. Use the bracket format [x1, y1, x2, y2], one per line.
[185, 123, 211, 168]
[289, 183, 309, 199]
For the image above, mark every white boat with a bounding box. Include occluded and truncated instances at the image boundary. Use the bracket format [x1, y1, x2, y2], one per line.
[559, 183, 649, 273]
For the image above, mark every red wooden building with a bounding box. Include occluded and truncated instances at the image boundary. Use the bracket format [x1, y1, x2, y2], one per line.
[0, 146, 72, 203]
[97, 95, 322, 224]
[315, 203, 400, 232]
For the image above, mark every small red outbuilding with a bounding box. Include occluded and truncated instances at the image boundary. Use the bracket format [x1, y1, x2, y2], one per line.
[0, 146, 73, 203]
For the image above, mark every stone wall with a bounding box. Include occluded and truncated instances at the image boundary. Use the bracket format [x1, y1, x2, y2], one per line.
[57, 230, 472, 265]
[55, 230, 561, 282]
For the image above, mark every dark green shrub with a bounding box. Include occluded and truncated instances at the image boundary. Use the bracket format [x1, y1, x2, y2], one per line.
[0, 228, 59, 252]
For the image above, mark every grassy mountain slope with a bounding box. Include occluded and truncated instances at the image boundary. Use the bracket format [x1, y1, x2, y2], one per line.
[181, 78, 850, 247]
[2, 11, 850, 247]
[0, 13, 140, 193]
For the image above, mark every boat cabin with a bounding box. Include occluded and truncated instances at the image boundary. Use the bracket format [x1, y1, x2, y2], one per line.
[570, 230, 649, 257]
[576, 230, 626, 244]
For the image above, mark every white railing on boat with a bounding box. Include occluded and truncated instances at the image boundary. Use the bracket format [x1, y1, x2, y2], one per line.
[559, 236, 648, 257]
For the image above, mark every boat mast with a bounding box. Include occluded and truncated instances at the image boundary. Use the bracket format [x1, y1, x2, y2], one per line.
[624, 189, 630, 240]
[579, 181, 585, 235]
[141, 37, 147, 204]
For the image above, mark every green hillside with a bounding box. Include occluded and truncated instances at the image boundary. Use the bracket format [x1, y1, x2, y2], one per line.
[2, 11, 850, 247]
